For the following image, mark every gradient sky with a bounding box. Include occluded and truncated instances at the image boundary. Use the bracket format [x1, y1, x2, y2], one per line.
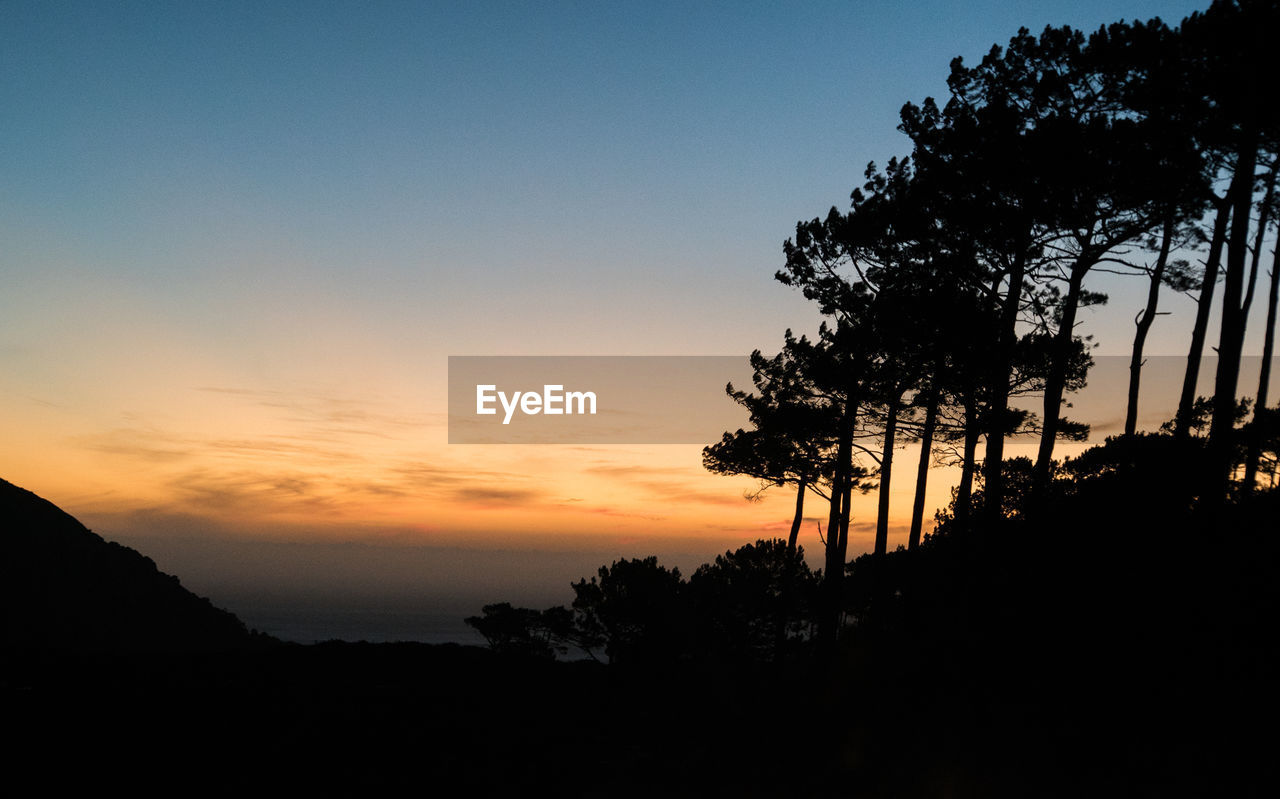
[2, 0, 1268, 641]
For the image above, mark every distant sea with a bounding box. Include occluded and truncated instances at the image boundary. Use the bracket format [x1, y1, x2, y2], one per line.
[105, 536, 715, 648]
[231, 602, 487, 646]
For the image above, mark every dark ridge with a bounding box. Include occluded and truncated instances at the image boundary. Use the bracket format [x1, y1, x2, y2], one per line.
[0, 477, 263, 653]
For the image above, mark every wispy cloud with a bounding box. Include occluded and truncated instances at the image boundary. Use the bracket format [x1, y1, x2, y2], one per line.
[196, 385, 436, 433]
[579, 505, 667, 522]
[585, 463, 744, 507]
[449, 486, 542, 507]
[75, 428, 196, 462]
[166, 467, 341, 515]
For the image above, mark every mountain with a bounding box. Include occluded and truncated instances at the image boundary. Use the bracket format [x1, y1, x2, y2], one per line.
[1, 477, 257, 652]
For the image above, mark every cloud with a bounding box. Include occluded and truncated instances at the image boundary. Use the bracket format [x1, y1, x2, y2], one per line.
[165, 468, 340, 514]
[579, 505, 667, 522]
[74, 428, 196, 462]
[654, 486, 746, 506]
[449, 486, 542, 507]
[388, 463, 520, 488]
[196, 385, 435, 433]
[205, 437, 362, 461]
[1088, 416, 1126, 436]
[584, 463, 744, 506]
[583, 464, 675, 478]
[78, 506, 241, 541]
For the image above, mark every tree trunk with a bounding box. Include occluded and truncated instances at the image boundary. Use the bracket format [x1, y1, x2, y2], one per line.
[1208, 130, 1260, 499]
[984, 252, 1026, 522]
[838, 470, 852, 566]
[1034, 262, 1087, 487]
[1244, 242, 1279, 493]
[874, 390, 901, 556]
[909, 385, 939, 549]
[821, 423, 847, 640]
[1126, 217, 1175, 437]
[787, 478, 807, 553]
[955, 393, 980, 527]
[777, 478, 808, 662]
[1242, 162, 1277, 318]
[820, 394, 856, 649]
[1174, 197, 1230, 440]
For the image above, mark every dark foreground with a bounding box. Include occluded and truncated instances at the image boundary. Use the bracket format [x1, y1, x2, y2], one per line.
[3, 473, 1277, 796]
[3, 613, 1274, 798]
[5, 643, 823, 796]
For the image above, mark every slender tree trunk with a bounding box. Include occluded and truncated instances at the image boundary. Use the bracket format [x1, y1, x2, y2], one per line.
[955, 393, 980, 527]
[875, 390, 901, 555]
[1126, 217, 1175, 437]
[1034, 262, 1088, 487]
[909, 385, 939, 549]
[1175, 197, 1230, 440]
[838, 471, 852, 565]
[834, 417, 854, 638]
[787, 478, 807, 553]
[820, 394, 856, 648]
[984, 253, 1026, 523]
[1209, 131, 1261, 499]
[822, 416, 848, 607]
[825, 403, 853, 571]
[1235, 164, 1278, 487]
[1243, 162, 1277, 318]
[777, 479, 808, 662]
[1244, 242, 1279, 493]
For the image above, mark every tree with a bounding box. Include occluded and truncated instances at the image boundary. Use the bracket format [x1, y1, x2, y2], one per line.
[1175, 1, 1280, 501]
[570, 556, 687, 666]
[687, 539, 820, 662]
[777, 160, 918, 640]
[1125, 221, 1198, 437]
[902, 20, 1210, 501]
[1244, 240, 1279, 492]
[703, 332, 841, 553]
[781, 157, 962, 555]
[898, 56, 1062, 521]
[464, 603, 579, 659]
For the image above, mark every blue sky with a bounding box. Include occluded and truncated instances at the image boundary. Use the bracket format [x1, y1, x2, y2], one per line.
[3, 0, 1217, 360]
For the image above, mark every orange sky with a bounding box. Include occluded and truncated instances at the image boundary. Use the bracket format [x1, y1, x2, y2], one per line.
[5, 353, 1255, 561]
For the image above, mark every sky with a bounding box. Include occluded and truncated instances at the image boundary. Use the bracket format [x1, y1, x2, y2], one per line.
[1, 0, 1268, 642]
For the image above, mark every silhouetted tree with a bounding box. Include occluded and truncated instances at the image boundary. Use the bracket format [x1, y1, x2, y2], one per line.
[778, 159, 923, 638]
[898, 57, 1063, 520]
[570, 556, 686, 665]
[1178, 1, 1280, 500]
[1244, 241, 1279, 491]
[687, 539, 820, 662]
[703, 332, 840, 553]
[1126, 219, 1197, 436]
[903, 19, 1210, 501]
[465, 603, 579, 659]
[780, 156, 985, 554]
[1174, 197, 1233, 440]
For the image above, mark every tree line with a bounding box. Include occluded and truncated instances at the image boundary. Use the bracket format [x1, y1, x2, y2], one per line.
[469, 0, 1279, 664]
[705, 0, 1279, 647]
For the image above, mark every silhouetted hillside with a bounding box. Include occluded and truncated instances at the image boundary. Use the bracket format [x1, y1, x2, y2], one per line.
[1, 478, 258, 652]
